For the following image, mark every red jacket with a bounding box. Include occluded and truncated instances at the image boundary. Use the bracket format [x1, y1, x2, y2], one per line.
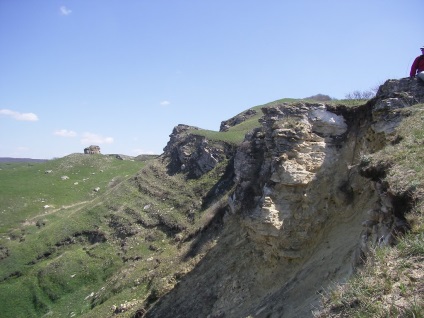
[410, 55, 424, 76]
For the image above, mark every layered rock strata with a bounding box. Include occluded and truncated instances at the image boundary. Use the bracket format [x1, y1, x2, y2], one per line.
[144, 77, 423, 318]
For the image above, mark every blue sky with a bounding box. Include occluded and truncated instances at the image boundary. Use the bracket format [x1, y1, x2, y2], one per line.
[0, 0, 422, 159]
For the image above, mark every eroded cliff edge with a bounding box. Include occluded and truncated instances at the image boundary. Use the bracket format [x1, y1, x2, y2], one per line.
[144, 77, 424, 318]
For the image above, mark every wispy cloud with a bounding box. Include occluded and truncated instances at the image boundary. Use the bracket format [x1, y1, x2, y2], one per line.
[160, 100, 171, 106]
[81, 132, 114, 145]
[60, 6, 72, 16]
[54, 129, 77, 137]
[0, 109, 38, 121]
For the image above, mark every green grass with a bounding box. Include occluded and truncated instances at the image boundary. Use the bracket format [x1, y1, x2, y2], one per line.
[0, 242, 123, 317]
[0, 154, 150, 317]
[189, 128, 252, 145]
[316, 243, 424, 318]
[367, 104, 424, 195]
[189, 107, 263, 144]
[0, 154, 143, 234]
[0, 151, 231, 317]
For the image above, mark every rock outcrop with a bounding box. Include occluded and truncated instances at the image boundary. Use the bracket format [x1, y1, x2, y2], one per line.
[144, 77, 423, 318]
[161, 124, 236, 179]
[84, 145, 101, 154]
[233, 102, 352, 260]
[372, 78, 424, 134]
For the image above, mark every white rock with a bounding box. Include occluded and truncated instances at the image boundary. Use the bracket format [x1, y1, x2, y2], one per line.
[309, 109, 347, 136]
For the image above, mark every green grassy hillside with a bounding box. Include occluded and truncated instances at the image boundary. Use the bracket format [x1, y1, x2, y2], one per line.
[0, 154, 143, 234]
[0, 150, 233, 317]
[0, 154, 146, 317]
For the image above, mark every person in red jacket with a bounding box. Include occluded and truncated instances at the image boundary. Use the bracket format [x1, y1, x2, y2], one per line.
[410, 46, 424, 80]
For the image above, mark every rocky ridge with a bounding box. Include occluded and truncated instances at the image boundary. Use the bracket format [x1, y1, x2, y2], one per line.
[162, 124, 237, 179]
[144, 77, 424, 318]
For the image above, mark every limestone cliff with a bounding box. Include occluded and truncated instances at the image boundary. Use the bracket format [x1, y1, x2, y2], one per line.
[143, 77, 424, 318]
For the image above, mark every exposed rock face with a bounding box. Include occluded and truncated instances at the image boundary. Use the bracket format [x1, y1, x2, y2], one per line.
[84, 145, 101, 154]
[145, 77, 423, 318]
[372, 77, 424, 134]
[232, 103, 353, 260]
[161, 124, 236, 179]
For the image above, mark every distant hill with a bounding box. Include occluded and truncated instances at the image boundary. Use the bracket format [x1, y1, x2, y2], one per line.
[0, 157, 48, 163]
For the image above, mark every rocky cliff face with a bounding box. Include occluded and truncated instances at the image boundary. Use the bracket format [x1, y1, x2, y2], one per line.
[161, 124, 237, 179]
[145, 77, 423, 318]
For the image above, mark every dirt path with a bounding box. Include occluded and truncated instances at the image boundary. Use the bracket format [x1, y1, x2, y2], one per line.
[22, 200, 92, 226]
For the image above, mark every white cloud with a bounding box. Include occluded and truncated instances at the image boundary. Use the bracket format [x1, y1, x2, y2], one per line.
[81, 132, 114, 145]
[160, 100, 171, 106]
[0, 109, 39, 121]
[54, 129, 77, 137]
[60, 6, 72, 16]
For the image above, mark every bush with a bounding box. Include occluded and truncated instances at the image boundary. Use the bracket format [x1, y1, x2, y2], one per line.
[345, 89, 375, 100]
